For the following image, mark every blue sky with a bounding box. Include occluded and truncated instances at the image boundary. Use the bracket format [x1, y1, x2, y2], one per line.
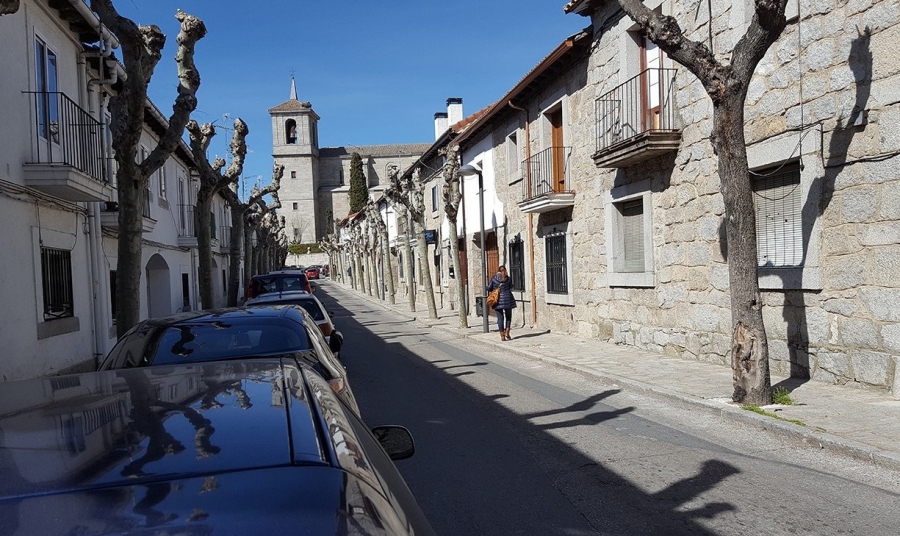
[117, 1, 587, 187]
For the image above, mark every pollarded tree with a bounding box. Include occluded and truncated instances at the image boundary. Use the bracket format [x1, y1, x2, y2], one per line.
[220, 163, 283, 306]
[348, 151, 368, 214]
[186, 118, 248, 309]
[384, 165, 416, 312]
[0, 1, 19, 16]
[367, 200, 395, 304]
[611, 0, 790, 404]
[89, 2, 207, 336]
[408, 167, 438, 319]
[442, 145, 467, 328]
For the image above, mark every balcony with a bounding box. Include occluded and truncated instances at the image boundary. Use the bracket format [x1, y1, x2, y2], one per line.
[177, 204, 197, 248]
[219, 226, 232, 251]
[517, 146, 575, 214]
[592, 68, 681, 168]
[23, 91, 113, 202]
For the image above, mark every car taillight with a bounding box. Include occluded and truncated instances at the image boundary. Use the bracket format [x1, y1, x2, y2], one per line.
[328, 377, 345, 394]
[318, 322, 332, 337]
[306, 283, 312, 293]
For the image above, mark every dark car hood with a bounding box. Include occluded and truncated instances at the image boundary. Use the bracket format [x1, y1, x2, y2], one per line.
[0, 360, 326, 500]
[0, 361, 422, 535]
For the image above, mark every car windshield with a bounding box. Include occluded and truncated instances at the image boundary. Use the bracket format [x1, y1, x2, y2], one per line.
[289, 300, 325, 321]
[149, 320, 309, 366]
[252, 275, 307, 295]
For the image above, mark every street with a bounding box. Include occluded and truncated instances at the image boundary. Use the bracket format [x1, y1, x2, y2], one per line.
[315, 282, 900, 535]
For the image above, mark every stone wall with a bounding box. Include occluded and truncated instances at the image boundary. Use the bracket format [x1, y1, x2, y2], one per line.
[481, 0, 900, 394]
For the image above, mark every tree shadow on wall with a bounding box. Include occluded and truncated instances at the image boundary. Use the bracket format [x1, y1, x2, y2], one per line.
[720, 26, 872, 385]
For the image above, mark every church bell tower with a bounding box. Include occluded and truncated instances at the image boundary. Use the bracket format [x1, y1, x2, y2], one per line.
[268, 76, 321, 244]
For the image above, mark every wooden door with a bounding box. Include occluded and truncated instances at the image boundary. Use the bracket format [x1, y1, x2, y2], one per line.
[550, 109, 565, 192]
[486, 233, 499, 278]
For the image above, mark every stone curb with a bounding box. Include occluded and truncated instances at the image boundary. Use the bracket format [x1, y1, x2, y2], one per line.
[341, 286, 900, 473]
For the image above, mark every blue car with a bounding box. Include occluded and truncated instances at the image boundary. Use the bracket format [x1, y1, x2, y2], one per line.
[0, 360, 434, 535]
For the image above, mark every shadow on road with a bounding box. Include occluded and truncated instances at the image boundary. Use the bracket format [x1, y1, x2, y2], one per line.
[316, 282, 740, 534]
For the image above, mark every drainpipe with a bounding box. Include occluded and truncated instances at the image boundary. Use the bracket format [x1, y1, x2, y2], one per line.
[508, 99, 536, 328]
[69, 0, 127, 85]
[87, 203, 109, 364]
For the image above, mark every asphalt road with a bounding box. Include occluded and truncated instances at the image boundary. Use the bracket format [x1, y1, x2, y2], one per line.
[315, 282, 900, 535]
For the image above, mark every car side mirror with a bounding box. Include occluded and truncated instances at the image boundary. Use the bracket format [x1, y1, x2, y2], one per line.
[328, 311, 334, 317]
[371, 426, 415, 460]
[311, 284, 317, 293]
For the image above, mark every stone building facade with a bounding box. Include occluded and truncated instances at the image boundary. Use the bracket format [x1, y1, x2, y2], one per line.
[439, 0, 899, 395]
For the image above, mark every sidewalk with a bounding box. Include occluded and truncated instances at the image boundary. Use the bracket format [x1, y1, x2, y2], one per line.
[331, 282, 900, 472]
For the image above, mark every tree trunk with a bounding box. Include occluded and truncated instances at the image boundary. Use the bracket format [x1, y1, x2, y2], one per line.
[382, 234, 395, 304]
[715, 97, 771, 405]
[401, 215, 416, 312]
[115, 169, 144, 337]
[227, 205, 244, 306]
[447, 220, 467, 328]
[195, 195, 215, 309]
[243, 225, 253, 300]
[413, 220, 438, 319]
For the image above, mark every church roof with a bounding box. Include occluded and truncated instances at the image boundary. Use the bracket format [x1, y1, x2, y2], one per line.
[319, 143, 433, 158]
[267, 99, 313, 113]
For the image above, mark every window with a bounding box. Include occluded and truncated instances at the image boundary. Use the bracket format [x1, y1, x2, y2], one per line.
[35, 38, 59, 143]
[507, 131, 519, 182]
[746, 129, 822, 290]
[291, 170, 297, 179]
[431, 185, 438, 212]
[605, 180, 654, 287]
[542, 223, 574, 305]
[398, 252, 404, 279]
[545, 234, 567, 294]
[509, 237, 525, 291]
[293, 202, 298, 210]
[753, 163, 802, 267]
[210, 211, 217, 239]
[620, 200, 645, 272]
[41, 247, 73, 320]
[158, 164, 167, 198]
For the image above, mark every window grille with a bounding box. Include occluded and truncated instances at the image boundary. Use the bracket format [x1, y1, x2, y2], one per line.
[41, 247, 73, 320]
[753, 164, 802, 267]
[545, 233, 568, 294]
[509, 239, 525, 291]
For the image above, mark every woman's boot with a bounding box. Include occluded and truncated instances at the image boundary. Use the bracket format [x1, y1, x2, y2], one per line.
[500, 330, 506, 341]
[505, 328, 512, 340]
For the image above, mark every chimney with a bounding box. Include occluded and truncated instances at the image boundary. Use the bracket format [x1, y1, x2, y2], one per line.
[434, 112, 448, 140]
[447, 97, 463, 127]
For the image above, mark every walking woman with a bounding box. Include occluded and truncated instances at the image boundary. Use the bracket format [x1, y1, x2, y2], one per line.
[486, 265, 516, 341]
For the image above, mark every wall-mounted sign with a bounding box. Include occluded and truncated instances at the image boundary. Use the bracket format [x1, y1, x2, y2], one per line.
[423, 230, 437, 244]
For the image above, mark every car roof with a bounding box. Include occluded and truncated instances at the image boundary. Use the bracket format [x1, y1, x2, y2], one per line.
[246, 291, 322, 305]
[0, 360, 388, 528]
[132, 304, 310, 331]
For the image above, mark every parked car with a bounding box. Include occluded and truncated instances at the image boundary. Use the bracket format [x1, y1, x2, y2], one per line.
[245, 291, 344, 358]
[247, 269, 312, 298]
[0, 360, 434, 535]
[98, 305, 356, 414]
[305, 265, 321, 279]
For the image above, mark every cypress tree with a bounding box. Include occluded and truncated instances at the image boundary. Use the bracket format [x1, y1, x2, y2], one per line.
[348, 152, 368, 214]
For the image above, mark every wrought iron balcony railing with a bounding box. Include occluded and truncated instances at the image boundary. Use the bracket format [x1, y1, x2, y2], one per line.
[594, 68, 678, 153]
[220, 226, 232, 248]
[521, 146, 572, 202]
[178, 204, 195, 237]
[25, 91, 108, 183]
